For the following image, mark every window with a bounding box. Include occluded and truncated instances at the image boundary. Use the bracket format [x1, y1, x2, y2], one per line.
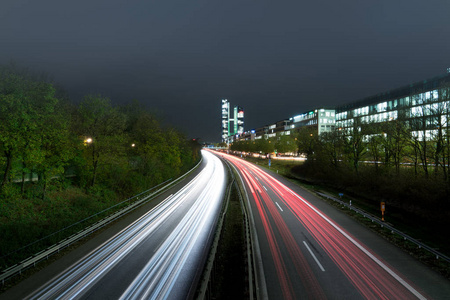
[411, 106, 421, 116]
[377, 102, 387, 112]
[336, 112, 347, 120]
[433, 90, 439, 100]
[442, 88, 448, 100]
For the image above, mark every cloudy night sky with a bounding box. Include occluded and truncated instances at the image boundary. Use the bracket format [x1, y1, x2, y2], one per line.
[1, 0, 449, 142]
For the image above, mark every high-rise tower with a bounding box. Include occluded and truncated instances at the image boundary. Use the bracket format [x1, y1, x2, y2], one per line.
[235, 106, 244, 135]
[221, 99, 229, 143]
[221, 99, 244, 143]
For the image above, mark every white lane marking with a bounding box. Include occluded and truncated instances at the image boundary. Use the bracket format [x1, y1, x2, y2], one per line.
[289, 190, 426, 300]
[275, 202, 283, 212]
[263, 186, 268, 191]
[303, 241, 325, 272]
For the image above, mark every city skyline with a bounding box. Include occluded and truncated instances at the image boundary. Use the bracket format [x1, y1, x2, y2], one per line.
[1, 1, 449, 142]
[231, 70, 450, 143]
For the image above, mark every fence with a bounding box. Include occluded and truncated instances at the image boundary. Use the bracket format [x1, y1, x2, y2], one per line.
[0, 158, 202, 285]
[317, 192, 450, 263]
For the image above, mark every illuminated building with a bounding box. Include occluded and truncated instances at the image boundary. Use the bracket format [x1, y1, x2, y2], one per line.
[221, 99, 245, 143]
[235, 106, 244, 135]
[221, 99, 229, 143]
[290, 108, 336, 135]
[335, 70, 450, 139]
[230, 69, 450, 144]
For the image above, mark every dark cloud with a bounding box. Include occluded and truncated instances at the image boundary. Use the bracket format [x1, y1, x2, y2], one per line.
[1, 0, 449, 141]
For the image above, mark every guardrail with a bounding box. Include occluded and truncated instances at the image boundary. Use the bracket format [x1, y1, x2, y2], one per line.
[229, 160, 268, 300]
[316, 192, 450, 264]
[0, 158, 202, 285]
[197, 156, 260, 300]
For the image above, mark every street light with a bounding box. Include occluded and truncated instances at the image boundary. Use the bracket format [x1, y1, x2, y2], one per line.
[84, 137, 93, 145]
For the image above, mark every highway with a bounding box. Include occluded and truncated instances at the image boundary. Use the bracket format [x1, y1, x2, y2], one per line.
[219, 151, 450, 299]
[14, 150, 225, 300]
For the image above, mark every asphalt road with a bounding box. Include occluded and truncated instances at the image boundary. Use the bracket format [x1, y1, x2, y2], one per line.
[1, 150, 226, 300]
[220, 152, 450, 300]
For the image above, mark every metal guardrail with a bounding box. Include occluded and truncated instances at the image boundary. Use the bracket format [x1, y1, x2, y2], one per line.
[316, 192, 450, 263]
[0, 158, 203, 285]
[229, 161, 268, 300]
[197, 156, 259, 300]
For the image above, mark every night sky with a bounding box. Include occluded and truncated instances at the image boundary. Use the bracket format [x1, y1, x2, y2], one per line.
[2, 0, 450, 142]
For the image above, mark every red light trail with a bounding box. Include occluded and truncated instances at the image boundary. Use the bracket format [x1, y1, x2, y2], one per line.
[220, 152, 427, 299]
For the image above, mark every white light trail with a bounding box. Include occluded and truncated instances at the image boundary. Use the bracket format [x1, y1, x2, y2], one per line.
[27, 150, 226, 300]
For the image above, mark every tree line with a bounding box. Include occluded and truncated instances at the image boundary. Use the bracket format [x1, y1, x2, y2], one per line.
[230, 105, 450, 227]
[0, 64, 201, 199]
[230, 134, 297, 156]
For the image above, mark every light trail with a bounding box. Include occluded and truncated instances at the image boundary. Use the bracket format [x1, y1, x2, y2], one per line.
[221, 152, 427, 299]
[26, 150, 226, 300]
[230, 154, 326, 299]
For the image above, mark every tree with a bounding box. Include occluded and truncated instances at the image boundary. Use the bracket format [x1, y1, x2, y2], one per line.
[274, 134, 297, 154]
[379, 118, 409, 174]
[409, 102, 430, 177]
[320, 130, 344, 169]
[296, 127, 318, 159]
[34, 97, 73, 198]
[0, 65, 62, 193]
[75, 95, 126, 187]
[343, 124, 367, 174]
[255, 138, 274, 155]
[0, 69, 27, 188]
[428, 98, 450, 179]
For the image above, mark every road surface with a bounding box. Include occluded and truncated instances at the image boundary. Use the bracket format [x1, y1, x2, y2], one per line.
[220, 151, 450, 299]
[2, 150, 225, 300]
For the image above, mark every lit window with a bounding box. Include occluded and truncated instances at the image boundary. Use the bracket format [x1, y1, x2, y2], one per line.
[433, 90, 439, 100]
[377, 102, 387, 112]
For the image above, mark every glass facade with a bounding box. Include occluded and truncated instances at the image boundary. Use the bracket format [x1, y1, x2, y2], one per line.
[231, 71, 450, 144]
[221, 99, 229, 143]
[221, 100, 245, 143]
[290, 108, 335, 135]
[335, 73, 450, 139]
[237, 107, 244, 135]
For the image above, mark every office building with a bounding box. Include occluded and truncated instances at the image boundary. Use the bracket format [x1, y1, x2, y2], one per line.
[221, 99, 230, 142]
[221, 99, 245, 143]
[290, 108, 336, 135]
[335, 71, 450, 140]
[226, 69, 450, 145]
